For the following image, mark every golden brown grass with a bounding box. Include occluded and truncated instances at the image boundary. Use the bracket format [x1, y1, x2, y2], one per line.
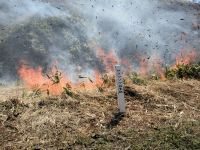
[0, 79, 200, 149]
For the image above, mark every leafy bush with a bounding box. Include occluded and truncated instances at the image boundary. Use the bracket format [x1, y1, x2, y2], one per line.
[166, 63, 200, 79]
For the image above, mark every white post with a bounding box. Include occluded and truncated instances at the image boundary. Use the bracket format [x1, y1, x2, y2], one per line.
[115, 65, 126, 113]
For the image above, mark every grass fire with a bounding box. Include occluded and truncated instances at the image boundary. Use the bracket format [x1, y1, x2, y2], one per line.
[0, 0, 200, 149]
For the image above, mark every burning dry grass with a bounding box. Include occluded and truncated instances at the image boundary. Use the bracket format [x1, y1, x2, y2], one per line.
[0, 78, 200, 149]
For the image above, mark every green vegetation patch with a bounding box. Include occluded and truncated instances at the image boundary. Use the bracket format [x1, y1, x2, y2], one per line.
[166, 63, 200, 80]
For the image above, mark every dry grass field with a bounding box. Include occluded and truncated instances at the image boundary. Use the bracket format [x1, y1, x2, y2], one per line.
[0, 79, 200, 149]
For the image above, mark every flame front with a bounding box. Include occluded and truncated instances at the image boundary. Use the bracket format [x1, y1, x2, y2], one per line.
[97, 48, 118, 72]
[175, 49, 197, 66]
[18, 64, 73, 95]
[18, 64, 105, 95]
[18, 47, 199, 95]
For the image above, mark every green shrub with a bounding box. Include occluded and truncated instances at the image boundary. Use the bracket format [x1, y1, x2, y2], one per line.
[166, 63, 200, 79]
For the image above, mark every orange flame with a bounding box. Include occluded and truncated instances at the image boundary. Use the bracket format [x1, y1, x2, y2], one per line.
[18, 64, 72, 95]
[133, 53, 149, 76]
[18, 65, 46, 88]
[133, 52, 166, 79]
[97, 48, 118, 72]
[151, 55, 166, 80]
[18, 62, 104, 95]
[173, 49, 197, 69]
[139, 57, 148, 76]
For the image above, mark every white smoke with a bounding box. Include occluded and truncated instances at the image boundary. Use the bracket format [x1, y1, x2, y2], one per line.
[0, 0, 69, 25]
[192, 0, 200, 3]
[0, 0, 199, 82]
[69, 0, 199, 66]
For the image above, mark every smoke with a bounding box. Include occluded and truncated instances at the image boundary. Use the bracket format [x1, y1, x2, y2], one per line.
[76, 0, 199, 64]
[0, 0, 69, 25]
[0, 0, 199, 83]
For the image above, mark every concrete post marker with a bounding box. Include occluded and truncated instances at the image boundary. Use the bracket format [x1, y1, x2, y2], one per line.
[115, 65, 126, 113]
